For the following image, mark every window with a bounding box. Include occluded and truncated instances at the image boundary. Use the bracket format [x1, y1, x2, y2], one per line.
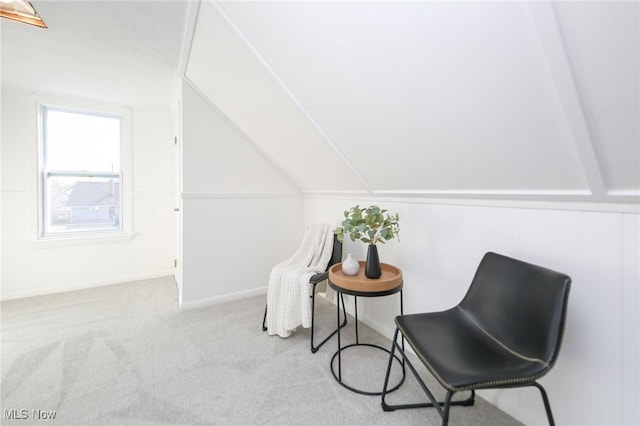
[39, 104, 125, 237]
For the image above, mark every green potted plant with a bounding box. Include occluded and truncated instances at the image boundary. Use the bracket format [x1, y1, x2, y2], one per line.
[334, 205, 400, 278]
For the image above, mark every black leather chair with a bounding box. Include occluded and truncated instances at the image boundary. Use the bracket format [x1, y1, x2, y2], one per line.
[262, 234, 347, 353]
[381, 252, 571, 426]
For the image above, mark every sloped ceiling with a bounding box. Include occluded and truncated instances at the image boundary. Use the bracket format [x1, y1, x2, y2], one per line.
[186, 0, 639, 202]
[1, 0, 190, 106]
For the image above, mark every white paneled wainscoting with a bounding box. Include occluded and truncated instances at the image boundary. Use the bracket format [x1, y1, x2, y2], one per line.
[180, 194, 303, 308]
[304, 195, 639, 426]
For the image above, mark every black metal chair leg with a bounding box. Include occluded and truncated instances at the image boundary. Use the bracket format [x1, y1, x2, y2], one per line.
[533, 382, 556, 426]
[382, 328, 475, 419]
[381, 328, 400, 411]
[262, 286, 347, 354]
[311, 289, 347, 353]
[383, 330, 447, 413]
[262, 304, 267, 331]
[442, 391, 454, 426]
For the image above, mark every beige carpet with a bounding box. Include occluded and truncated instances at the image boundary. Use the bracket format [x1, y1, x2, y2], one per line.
[1, 276, 521, 425]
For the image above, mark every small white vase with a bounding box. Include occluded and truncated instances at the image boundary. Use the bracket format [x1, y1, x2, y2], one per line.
[342, 253, 360, 276]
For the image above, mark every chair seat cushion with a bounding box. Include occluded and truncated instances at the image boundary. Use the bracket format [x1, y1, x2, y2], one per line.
[396, 307, 550, 391]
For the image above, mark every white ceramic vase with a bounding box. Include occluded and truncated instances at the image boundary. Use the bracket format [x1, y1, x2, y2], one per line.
[342, 253, 360, 276]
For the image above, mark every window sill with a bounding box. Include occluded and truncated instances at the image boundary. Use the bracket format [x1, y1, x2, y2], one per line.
[33, 232, 136, 248]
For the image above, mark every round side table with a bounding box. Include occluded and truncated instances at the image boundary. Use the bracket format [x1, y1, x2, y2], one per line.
[328, 261, 405, 395]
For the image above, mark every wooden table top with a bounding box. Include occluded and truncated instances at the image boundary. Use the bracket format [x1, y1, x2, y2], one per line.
[329, 261, 403, 295]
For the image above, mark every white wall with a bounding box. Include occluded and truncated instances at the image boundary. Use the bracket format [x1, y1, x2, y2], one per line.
[1, 87, 176, 300]
[304, 195, 639, 426]
[179, 81, 304, 308]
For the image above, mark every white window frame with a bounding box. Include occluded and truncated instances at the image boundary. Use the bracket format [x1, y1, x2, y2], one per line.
[37, 96, 133, 241]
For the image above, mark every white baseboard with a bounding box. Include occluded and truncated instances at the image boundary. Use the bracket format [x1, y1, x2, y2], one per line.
[478, 389, 541, 425]
[180, 286, 267, 310]
[1, 272, 175, 302]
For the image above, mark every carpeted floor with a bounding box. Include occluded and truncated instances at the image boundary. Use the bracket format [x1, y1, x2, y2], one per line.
[1, 277, 521, 425]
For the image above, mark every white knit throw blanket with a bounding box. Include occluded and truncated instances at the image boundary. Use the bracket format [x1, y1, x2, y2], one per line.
[266, 223, 334, 338]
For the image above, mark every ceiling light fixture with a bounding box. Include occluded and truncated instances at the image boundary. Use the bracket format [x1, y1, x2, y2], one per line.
[0, 0, 47, 28]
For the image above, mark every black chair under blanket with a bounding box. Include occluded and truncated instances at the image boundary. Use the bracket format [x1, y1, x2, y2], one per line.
[262, 234, 347, 353]
[381, 252, 571, 426]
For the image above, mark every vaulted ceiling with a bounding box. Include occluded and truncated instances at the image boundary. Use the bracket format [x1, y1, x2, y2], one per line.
[2, 0, 638, 203]
[186, 0, 639, 202]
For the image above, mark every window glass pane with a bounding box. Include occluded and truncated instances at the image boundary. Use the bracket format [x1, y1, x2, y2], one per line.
[45, 108, 121, 173]
[46, 176, 120, 234]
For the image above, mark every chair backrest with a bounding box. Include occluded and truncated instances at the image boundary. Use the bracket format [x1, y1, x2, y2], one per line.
[327, 234, 343, 270]
[459, 252, 571, 367]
